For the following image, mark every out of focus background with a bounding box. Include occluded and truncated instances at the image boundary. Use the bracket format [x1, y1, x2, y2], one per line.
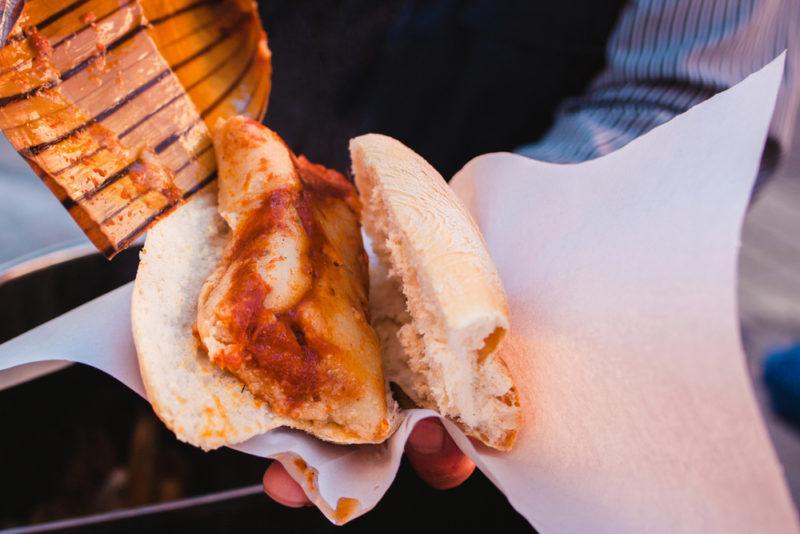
[1, 1, 799, 532]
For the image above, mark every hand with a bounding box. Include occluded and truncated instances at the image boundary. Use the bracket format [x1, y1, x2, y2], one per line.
[262, 417, 476, 507]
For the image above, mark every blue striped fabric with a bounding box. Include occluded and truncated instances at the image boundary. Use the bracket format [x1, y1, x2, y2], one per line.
[518, 0, 800, 166]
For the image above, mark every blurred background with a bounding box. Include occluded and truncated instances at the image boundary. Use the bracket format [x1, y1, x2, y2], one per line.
[1, 0, 799, 531]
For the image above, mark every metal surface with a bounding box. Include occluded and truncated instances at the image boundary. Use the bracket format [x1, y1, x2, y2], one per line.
[0, 240, 140, 388]
[0, 240, 94, 388]
[0, 245, 284, 531]
[0, 239, 95, 286]
[1, 485, 264, 534]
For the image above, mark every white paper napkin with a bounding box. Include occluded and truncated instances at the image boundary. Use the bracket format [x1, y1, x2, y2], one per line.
[0, 54, 796, 533]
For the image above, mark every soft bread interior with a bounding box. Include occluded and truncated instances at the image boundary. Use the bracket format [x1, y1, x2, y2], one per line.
[132, 189, 281, 450]
[351, 134, 522, 450]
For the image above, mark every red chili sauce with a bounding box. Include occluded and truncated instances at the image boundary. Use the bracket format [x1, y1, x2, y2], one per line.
[216, 155, 362, 409]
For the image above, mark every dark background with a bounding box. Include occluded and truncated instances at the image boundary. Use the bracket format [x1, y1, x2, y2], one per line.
[259, 0, 625, 179]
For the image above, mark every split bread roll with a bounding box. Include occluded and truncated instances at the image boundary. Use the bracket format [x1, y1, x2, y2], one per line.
[133, 118, 397, 450]
[351, 134, 522, 450]
[132, 117, 520, 451]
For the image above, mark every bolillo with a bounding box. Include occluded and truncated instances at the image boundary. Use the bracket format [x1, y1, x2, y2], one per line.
[133, 118, 397, 450]
[132, 118, 521, 451]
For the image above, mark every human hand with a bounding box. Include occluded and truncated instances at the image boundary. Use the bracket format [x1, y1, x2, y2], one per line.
[262, 417, 475, 507]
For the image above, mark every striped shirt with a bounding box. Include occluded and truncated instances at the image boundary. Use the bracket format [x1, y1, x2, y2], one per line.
[518, 0, 800, 173]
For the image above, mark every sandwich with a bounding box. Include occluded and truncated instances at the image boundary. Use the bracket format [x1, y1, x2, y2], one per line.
[132, 117, 521, 451]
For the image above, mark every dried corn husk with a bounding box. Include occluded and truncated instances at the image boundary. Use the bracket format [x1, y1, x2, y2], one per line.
[0, 0, 271, 257]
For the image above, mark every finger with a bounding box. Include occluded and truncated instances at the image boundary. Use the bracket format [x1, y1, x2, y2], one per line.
[262, 461, 312, 508]
[405, 417, 476, 490]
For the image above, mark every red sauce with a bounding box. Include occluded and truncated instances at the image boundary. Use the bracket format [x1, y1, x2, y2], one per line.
[218, 190, 320, 404]
[25, 26, 52, 62]
[212, 150, 365, 409]
[295, 189, 319, 254]
[294, 155, 353, 199]
[129, 150, 182, 204]
[226, 188, 295, 260]
[334, 497, 360, 524]
[82, 11, 97, 25]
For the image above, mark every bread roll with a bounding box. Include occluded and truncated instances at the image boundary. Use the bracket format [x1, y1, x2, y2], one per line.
[351, 134, 522, 450]
[132, 124, 520, 451]
[133, 119, 398, 450]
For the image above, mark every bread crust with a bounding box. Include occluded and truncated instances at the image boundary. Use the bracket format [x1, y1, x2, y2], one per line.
[132, 189, 281, 450]
[351, 134, 522, 450]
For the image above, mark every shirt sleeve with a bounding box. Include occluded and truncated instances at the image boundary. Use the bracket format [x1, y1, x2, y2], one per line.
[517, 0, 800, 166]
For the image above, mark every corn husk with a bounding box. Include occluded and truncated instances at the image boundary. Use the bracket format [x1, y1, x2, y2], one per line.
[0, 0, 271, 257]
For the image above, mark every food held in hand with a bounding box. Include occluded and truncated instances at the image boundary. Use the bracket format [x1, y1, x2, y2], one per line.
[132, 117, 521, 451]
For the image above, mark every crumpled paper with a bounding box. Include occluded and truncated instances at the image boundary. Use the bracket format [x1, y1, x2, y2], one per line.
[0, 54, 796, 532]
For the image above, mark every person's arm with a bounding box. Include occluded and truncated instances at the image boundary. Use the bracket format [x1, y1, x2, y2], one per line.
[518, 0, 799, 184]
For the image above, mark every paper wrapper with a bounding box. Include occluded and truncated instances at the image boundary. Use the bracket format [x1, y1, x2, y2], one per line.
[1, 56, 797, 532]
[0, 0, 270, 258]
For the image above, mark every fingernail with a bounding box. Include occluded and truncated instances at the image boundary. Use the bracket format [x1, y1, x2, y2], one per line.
[274, 494, 309, 508]
[264, 487, 309, 508]
[408, 418, 444, 455]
